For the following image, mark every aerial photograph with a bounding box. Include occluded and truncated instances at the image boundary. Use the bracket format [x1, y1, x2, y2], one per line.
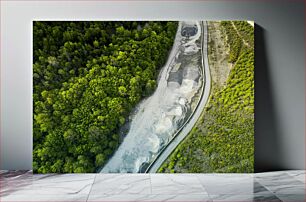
[33, 20, 254, 173]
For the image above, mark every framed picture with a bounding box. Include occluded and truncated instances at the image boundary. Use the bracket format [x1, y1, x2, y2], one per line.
[33, 20, 254, 173]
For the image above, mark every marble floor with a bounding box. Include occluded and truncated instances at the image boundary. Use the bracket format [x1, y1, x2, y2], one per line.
[0, 170, 305, 201]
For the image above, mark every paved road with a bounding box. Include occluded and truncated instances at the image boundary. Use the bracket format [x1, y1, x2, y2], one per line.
[145, 21, 211, 173]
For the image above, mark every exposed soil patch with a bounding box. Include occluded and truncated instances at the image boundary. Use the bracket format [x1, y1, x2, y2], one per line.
[207, 21, 231, 88]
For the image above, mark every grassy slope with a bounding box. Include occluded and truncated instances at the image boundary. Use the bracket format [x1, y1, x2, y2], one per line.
[158, 21, 254, 173]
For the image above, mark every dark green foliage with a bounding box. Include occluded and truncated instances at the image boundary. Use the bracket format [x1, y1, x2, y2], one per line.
[221, 21, 243, 63]
[233, 21, 254, 47]
[33, 21, 178, 173]
[159, 21, 254, 173]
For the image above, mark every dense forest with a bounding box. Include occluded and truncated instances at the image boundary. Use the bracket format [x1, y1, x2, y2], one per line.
[33, 21, 178, 173]
[159, 21, 254, 173]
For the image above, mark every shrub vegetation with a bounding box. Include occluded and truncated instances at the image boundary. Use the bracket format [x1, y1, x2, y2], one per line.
[159, 21, 254, 173]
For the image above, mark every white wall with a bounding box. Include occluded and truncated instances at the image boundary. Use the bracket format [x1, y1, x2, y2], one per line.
[1, 0, 305, 171]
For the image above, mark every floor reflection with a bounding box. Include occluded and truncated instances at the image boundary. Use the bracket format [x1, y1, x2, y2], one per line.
[1, 170, 305, 201]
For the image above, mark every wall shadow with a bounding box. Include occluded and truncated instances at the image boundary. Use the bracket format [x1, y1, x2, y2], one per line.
[254, 24, 285, 172]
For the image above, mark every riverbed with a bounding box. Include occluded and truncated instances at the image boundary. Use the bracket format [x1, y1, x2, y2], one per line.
[100, 21, 204, 173]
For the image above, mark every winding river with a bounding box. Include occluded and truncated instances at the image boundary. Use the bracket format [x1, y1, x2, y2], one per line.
[100, 21, 204, 173]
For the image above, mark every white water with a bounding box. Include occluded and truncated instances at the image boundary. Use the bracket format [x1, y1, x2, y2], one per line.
[101, 21, 203, 173]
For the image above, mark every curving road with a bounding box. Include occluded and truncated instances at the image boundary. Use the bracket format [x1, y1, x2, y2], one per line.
[145, 21, 211, 173]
